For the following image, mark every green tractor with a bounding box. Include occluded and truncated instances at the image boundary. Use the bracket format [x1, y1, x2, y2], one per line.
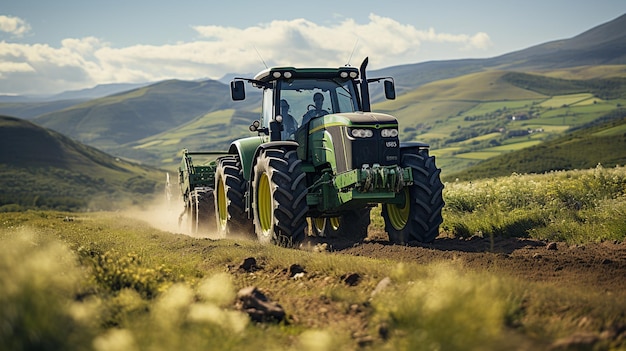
[181, 57, 444, 245]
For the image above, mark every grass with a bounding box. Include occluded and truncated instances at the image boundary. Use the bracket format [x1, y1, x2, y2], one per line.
[538, 93, 597, 108]
[454, 151, 502, 160]
[448, 114, 626, 181]
[1, 166, 625, 350]
[443, 165, 626, 243]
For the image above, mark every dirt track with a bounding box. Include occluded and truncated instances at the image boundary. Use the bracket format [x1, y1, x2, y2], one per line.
[304, 232, 626, 294]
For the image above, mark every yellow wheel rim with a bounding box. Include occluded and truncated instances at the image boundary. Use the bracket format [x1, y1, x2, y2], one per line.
[217, 178, 227, 226]
[329, 217, 340, 230]
[313, 218, 325, 232]
[388, 189, 410, 230]
[258, 173, 272, 233]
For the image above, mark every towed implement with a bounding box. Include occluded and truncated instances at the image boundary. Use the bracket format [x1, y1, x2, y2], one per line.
[176, 57, 444, 245]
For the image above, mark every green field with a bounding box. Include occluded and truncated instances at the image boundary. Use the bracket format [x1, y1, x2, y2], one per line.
[2, 167, 625, 350]
[454, 151, 503, 160]
[388, 81, 625, 171]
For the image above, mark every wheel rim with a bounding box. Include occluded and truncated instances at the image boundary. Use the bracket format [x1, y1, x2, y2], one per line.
[388, 189, 410, 230]
[329, 217, 340, 230]
[217, 177, 227, 227]
[313, 217, 325, 234]
[258, 172, 273, 234]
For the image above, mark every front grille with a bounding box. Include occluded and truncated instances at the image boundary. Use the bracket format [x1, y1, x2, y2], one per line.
[353, 133, 399, 169]
[324, 125, 400, 174]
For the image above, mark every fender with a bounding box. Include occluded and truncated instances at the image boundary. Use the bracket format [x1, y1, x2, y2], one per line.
[224, 136, 265, 181]
[399, 141, 430, 155]
[248, 140, 299, 182]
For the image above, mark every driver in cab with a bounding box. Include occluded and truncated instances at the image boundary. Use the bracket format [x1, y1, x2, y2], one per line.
[301, 92, 329, 125]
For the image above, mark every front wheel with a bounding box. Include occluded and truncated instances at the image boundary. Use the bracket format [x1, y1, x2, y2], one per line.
[382, 149, 444, 244]
[252, 148, 308, 246]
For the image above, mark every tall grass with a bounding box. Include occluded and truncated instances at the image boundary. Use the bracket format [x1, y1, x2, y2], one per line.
[0, 228, 277, 351]
[443, 164, 626, 243]
[2, 225, 535, 351]
[2, 162, 626, 350]
[370, 261, 524, 351]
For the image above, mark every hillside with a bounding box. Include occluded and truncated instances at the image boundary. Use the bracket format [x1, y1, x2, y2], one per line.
[446, 112, 626, 181]
[0, 99, 87, 119]
[98, 66, 626, 171]
[372, 68, 626, 174]
[0, 13, 623, 176]
[113, 108, 261, 166]
[372, 13, 626, 94]
[0, 116, 164, 211]
[33, 79, 257, 148]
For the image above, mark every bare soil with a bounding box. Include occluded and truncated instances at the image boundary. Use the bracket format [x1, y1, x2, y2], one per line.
[306, 231, 626, 294]
[272, 231, 626, 348]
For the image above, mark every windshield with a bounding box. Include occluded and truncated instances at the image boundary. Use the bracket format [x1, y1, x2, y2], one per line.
[277, 78, 359, 126]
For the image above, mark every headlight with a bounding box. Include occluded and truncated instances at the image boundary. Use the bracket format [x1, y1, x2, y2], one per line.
[351, 129, 374, 138]
[339, 69, 358, 79]
[381, 128, 398, 137]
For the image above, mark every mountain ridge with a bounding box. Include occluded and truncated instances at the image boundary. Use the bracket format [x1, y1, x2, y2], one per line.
[1, 13, 625, 174]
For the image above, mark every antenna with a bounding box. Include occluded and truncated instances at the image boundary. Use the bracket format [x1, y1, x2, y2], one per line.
[253, 45, 268, 69]
[346, 39, 359, 66]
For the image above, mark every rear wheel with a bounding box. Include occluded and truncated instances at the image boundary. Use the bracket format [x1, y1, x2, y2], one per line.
[382, 149, 444, 244]
[188, 188, 215, 236]
[215, 156, 253, 237]
[311, 208, 370, 242]
[311, 217, 340, 237]
[252, 148, 308, 246]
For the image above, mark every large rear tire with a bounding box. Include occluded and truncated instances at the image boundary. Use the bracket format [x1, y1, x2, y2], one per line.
[382, 149, 444, 244]
[215, 156, 253, 238]
[252, 148, 308, 246]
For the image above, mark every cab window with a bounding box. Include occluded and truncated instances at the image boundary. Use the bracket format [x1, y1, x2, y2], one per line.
[261, 88, 274, 129]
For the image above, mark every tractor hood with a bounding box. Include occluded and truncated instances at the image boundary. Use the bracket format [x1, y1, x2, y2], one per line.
[307, 111, 398, 132]
[336, 111, 398, 125]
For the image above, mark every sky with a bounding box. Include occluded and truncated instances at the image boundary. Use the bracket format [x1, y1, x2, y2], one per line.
[1, 0, 625, 96]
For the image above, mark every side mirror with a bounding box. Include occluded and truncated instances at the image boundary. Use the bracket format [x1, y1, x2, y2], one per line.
[384, 80, 396, 100]
[231, 80, 246, 101]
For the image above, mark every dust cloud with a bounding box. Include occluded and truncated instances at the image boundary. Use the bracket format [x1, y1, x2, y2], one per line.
[122, 195, 187, 234]
[122, 194, 254, 241]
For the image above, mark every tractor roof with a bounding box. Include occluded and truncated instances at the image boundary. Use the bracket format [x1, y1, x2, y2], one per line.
[254, 66, 360, 83]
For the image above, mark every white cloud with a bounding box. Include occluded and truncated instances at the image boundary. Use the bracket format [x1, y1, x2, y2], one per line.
[0, 15, 31, 37]
[0, 14, 492, 95]
[467, 32, 493, 50]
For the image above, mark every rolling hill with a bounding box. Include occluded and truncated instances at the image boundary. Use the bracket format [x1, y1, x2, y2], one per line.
[0, 116, 164, 211]
[371, 13, 626, 95]
[446, 112, 626, 181]
[0, 82, 153, 119]
[3, 13, 626, 176]
[33, 79, 259, 148]
[372, 67, 626, 174]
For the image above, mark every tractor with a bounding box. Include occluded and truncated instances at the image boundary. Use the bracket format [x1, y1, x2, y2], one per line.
[178, 57, 444, 246]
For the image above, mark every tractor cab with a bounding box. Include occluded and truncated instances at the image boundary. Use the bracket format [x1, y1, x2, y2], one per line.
[230, 62, 395, 142]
